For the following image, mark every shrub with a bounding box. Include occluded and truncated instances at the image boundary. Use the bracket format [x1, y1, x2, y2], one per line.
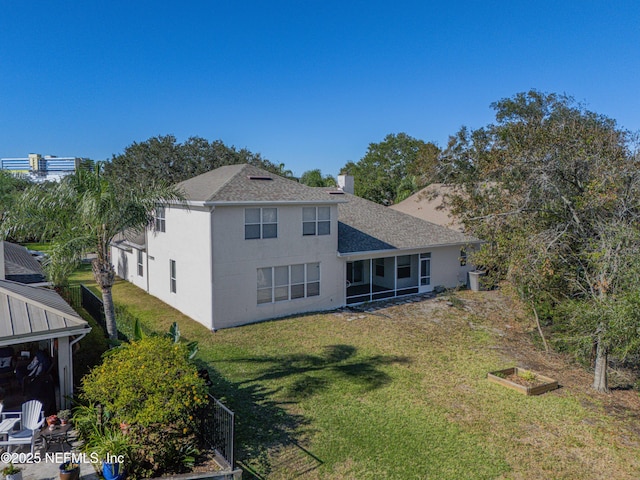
[80, 336, 209, 478]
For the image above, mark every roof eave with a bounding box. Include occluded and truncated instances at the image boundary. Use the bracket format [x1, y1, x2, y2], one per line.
[337, 239, 483, 258]
[0, 325, 92, 347]
[202, 200, 348, 206]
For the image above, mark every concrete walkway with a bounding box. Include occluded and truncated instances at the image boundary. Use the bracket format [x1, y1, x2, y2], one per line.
[3, 431, 100, 480]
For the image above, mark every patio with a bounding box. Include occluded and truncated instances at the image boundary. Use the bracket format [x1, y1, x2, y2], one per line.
[0, 280, 91, 413]
[2, 427, 99, 480]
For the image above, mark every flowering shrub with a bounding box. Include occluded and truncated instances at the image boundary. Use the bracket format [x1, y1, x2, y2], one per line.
[80, 336, 209, 478]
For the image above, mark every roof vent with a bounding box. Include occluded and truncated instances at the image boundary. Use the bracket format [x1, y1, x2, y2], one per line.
[248, 175, 273, 181]
[328, 191, 345, 195]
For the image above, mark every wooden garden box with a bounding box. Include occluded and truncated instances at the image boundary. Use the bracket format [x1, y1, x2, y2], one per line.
[487, 367, 558, 396]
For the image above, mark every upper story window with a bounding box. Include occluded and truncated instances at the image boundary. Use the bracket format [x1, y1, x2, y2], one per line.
[155, 206, 166, 232]
[245, 208, 278, 239]
[302, 207, 330, 236]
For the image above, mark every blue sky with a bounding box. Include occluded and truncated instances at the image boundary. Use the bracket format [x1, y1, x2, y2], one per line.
[1, 1, 638, 177]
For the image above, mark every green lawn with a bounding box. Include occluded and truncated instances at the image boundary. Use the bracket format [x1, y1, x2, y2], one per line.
[100, 279, 640, 480]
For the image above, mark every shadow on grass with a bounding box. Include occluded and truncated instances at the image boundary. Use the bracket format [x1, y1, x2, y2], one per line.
[202, 365, 314, 479]
[200, 345, 411, 479]
[231, 344, 411, 399]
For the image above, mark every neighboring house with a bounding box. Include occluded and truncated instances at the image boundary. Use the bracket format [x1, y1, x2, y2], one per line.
[111, 164, 478, 330]
[390, 183, 464, 231]
[0, 241, 48, 286]
[0, 153, 89, 182]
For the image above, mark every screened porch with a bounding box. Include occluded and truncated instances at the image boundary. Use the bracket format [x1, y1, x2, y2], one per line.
[346, 253, 431, 305]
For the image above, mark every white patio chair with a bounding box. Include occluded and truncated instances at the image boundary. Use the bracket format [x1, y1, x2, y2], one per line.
[0, 402, 21, 439]
[5, 399, 44, 454]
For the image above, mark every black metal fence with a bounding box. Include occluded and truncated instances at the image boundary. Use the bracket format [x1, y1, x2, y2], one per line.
[201, 394, 235, 468]
[80, 284, 106, 331]
[59, 284, 106, 334]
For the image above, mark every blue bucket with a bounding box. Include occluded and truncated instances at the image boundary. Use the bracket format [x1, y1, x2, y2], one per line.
[102, 461, 125, 480]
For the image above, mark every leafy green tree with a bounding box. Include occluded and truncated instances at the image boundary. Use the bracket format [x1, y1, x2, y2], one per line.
[105, 134, 286, 188]
[442, 90, 640, 392]
[4, 163, 183, 340]
[299, 169, 336, 187]
[0, 171, 31, 233]
[343, 133, 440, 205]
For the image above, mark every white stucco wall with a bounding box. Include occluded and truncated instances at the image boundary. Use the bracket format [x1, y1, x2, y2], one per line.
[429, 244, 473, 288]
[211, 204, 345, 329]
[146, 205, 214, 329]
[111, 244, 148, 291]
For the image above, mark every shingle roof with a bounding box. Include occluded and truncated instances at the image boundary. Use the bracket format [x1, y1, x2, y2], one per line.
[336, 192, 478, 254]
[112, 230, 146, 251]
[2, 241, 46, 284]
[171, 164, 478, 255]
[175, 164, 345, 204]
[0, 279, 90, 345]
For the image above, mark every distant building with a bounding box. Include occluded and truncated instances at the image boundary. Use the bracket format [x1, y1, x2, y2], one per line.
[0, 153, 89, 182]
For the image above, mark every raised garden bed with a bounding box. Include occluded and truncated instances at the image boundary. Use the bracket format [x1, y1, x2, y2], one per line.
[487, 367, 558, 396]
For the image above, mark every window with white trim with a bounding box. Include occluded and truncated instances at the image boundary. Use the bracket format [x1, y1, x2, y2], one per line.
[137, 250, 144, 277]
[245, 208, 277, 239]
[170, 259, 177, 293]
[303, 207, 330, 236]
[257, 263, 320, 304]
[155, 206, 166, 232]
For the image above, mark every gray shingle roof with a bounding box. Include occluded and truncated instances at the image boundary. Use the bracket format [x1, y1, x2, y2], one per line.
[0, 280, 89, 345]
[2, 241, 46, 284]
[112, 230, 146, 251]
[175, 164, 345, 204]
[171, 164, 478, 255]
[336, 192, 478, 254]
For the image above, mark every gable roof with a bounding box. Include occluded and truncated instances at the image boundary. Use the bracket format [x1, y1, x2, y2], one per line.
[1, 241, 47, 284]
[0, 279, 90, 346]
[336, 192, 477, 255]
[175, 164, 346, 205]
[389, 184, 464, 231]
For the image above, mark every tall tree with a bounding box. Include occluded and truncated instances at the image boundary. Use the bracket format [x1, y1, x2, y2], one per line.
[0, 171, 31, 231]
[299, 169, 336, 187]
[343, 133, 440, 205]
[5, 163, 184, 340]
[105, 135, 285, 188]
[441, 90, 640, 391]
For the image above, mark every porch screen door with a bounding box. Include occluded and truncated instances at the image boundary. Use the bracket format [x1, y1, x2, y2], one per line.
[419, 253, 432, 292]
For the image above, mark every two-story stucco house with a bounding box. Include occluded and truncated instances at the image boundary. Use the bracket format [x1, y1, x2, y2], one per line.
[111, 164, 478, 330]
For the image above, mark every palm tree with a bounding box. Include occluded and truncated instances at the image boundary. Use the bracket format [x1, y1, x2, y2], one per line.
[4, 163, 184, 340]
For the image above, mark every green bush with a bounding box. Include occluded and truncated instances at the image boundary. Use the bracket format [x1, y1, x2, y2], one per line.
[80, 336, 209, 478]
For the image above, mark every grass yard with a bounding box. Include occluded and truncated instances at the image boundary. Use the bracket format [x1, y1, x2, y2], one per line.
[99, 278, 640, 480]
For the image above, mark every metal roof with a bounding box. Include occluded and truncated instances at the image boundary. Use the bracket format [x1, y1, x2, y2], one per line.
[0, 280, 90, 346]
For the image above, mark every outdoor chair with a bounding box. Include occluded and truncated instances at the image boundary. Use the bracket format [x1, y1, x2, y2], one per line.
[1, 399, 44, 454]
[0, 402, 21, 439]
